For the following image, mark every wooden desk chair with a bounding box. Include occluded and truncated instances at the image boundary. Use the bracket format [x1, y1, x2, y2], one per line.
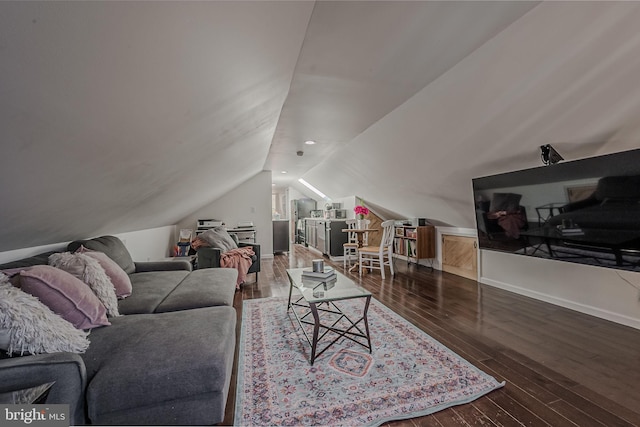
[358, 220, 395, 279]
[343, 219, 370, 268]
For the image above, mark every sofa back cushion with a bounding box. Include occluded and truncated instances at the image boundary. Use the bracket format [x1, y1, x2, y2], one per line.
[67, 236, 135, 274]
[0, 251, 57, 270]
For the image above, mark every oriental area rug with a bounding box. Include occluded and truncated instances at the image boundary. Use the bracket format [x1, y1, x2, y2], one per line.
[234, 296, 504, 426]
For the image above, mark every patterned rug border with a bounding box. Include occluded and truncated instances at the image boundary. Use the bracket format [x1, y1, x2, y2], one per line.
[234, 296, 505, 426]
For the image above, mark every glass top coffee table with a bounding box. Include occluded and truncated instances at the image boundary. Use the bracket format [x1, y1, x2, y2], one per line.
[286, 267, 372, 365]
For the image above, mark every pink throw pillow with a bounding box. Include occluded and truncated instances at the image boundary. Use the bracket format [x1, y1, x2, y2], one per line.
[17, 265, 110, 330]
[76, 246, 132, 298]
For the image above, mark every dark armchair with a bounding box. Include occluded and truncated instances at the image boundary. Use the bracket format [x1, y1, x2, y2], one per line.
[189, 227, 261, 282]
[194, 242, 260, 282]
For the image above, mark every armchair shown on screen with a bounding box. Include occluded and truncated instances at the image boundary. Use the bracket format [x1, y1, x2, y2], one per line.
[476, 192, 529, 240]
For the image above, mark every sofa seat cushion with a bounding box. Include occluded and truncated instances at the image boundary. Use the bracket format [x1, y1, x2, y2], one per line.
[81, 306, 236, 425]
[155, 268, 237, 312]
[118, 271, 190, 315]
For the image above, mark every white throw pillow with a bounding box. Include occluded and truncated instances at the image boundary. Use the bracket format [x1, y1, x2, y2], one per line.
[0, 273, 90, 355]
[49, 252, 120, 317]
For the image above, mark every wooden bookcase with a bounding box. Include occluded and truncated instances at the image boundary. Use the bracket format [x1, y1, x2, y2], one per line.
[393, 225, 435, 266]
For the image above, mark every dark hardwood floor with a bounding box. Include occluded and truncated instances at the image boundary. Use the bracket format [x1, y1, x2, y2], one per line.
[223, 244, 640, 426]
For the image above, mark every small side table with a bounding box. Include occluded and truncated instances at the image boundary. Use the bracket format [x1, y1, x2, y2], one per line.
[341, 228, 378, 272]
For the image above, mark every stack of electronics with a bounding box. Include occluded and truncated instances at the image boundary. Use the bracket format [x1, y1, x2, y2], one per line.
[395, 218, 429, 226]
[196, 219, 224, 236]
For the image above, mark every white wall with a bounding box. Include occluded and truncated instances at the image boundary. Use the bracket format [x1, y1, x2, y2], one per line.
[480, 250, 640, 330]
[0, 226, 176, 264]
[115, 226, 176, 261]
[177, 171, 273, 256]
[333, 196, 357, 218]
[412, 223, 640, 331]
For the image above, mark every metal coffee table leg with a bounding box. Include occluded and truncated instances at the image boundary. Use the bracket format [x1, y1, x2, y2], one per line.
[309, 302, 321, 365]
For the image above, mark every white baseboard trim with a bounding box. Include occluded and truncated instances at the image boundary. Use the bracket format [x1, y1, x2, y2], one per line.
[481, 276, 640, 331]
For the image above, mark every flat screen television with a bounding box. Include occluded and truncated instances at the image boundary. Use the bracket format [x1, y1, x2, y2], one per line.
[472, 148, 640, 272]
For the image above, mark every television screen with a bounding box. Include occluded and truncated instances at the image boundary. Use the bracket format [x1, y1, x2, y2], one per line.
[472, 148, 640, 272]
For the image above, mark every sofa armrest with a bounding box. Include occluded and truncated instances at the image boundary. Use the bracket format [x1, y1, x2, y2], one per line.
[239, 242, 260, 256]
[0, 353, 86, 425]
[196, 247, 223, 269]
[196, 244, 260, 272]
[134, 260, 193, 272]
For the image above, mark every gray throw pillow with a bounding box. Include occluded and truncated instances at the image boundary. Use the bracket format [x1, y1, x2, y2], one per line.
[0, 273, 90, 355]
[199, 227, 238, 253]
[49, 252, 120, 317]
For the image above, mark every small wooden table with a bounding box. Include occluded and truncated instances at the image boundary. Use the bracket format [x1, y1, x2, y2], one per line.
[342, 228, 378, 272]
[342, 228, 377, 248]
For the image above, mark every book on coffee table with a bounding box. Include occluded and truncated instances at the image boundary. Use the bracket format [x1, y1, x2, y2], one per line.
[302, 267, 335, 279]
[557, 225, 584, 235]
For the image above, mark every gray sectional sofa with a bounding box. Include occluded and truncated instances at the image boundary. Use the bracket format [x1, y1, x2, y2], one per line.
[0, 236, 238, 425]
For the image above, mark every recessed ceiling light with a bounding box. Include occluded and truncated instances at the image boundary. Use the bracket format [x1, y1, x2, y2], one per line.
[281, 171, 287, 174]
[304, 140, 316, 145]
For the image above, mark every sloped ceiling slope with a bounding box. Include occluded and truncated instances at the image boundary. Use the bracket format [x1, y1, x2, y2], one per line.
[266, 0, 537, 185]
[0, 1, 313, 251]
[3, 1, 640, 253]
[304, 2, 640, 227]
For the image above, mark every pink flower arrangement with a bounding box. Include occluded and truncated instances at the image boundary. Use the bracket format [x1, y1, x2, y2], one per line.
[354, 205, 369, 219]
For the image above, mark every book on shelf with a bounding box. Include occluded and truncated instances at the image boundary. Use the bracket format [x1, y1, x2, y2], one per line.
[302, 267, 335, 279]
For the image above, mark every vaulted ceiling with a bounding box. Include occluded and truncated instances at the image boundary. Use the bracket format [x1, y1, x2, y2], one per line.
[2, 1, 640, 251]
